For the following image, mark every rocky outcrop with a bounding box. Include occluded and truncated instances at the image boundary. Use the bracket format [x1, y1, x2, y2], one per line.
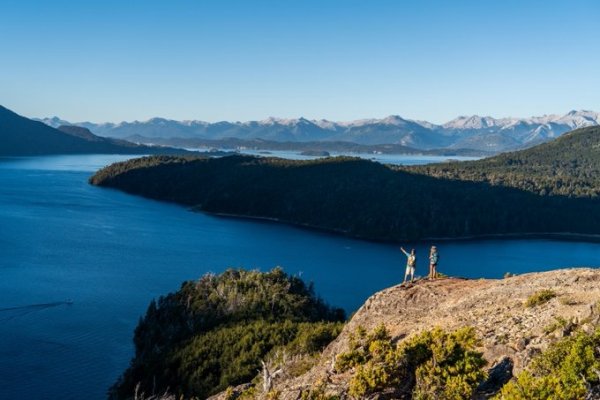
[210, 268, 600, 399]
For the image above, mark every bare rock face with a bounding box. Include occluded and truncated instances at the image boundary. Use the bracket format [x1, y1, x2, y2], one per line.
[210, 268, 600, 399]
[476, 356, 513, 397]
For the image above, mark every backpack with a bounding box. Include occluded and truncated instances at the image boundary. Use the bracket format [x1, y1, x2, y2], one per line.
[408, 255, 416, 268]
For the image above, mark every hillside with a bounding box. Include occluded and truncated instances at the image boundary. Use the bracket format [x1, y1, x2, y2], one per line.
[0, 106, 187, 156]
[90, 147, 600, 241]
[207, 268, 600, 400]
[110, 268, 345, 400]
[407, 126, 600, 198]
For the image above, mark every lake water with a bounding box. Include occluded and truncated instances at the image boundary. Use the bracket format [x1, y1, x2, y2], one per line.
[0, 154, 599, 399]
[208, 148, 480, 165]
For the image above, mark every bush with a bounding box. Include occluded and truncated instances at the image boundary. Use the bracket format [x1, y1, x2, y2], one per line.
[407, 327, 488, 400]
[299, 380, 340, 400]
[543, 317, 569, 335]
[335, 325, 487, 399]
[525, 289, 557, 307]
[496, 329, 600, 399]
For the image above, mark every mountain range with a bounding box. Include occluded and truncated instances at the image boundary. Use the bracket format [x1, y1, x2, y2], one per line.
[39, 110, 600, 152]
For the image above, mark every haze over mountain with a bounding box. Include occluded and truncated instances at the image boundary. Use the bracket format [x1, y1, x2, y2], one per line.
[0, 106, 187, 156]
[39, 110, 600, 153]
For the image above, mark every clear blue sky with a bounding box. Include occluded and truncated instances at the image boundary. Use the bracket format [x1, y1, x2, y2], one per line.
[1, 0, 598, 123]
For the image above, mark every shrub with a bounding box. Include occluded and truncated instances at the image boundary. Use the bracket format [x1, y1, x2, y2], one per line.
[543, 317, 569, 335]
[300, 380, 340, 400]
[525, 289, 556, 307]
[496, 329, 600, 399]
[407, 327, 488, 400]
[336, 325, 487, 399]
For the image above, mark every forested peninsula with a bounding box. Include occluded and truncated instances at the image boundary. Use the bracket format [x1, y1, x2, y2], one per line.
[90, 126, 600, 242]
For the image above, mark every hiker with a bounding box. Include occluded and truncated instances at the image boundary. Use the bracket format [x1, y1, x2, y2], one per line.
[400, 247, 416, 284]
[429, 246, 439, 279]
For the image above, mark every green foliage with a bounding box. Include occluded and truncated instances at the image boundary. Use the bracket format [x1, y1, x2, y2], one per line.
[408, 126, 600, 199]
[170, 320, 343, 397]
[111, 268, 345, 400]
[335, 325, 391, 372]
[333, 324, 402, 398]
[92, 127, 600, 242]
[496, 329, 600, 400]
[543, 317, 569, 334]
[335, 325, 487, 399]
[405, 327, 488, 400]
[223, 387, 236, 400]
[525, 289, 557, 307]
[299, 380, 340, 400]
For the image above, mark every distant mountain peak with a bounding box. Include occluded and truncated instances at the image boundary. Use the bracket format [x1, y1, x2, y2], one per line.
[443, 115, 501, 130]
[381, 115, 410, 125]
[35, 108, 600, 153]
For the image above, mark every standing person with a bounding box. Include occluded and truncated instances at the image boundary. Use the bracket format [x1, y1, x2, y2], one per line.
[429, 246, 439, 280]
[401, 247, 416, 284]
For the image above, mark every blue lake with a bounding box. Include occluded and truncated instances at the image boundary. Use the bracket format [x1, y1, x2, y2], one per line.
[0, 154, 599, 399]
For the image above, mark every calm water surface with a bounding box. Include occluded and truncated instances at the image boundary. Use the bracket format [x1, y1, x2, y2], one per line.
[0, 155, 598, 399]
[230, 149, 480, 165]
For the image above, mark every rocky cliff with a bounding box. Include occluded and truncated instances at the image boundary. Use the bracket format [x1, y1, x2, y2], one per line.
[210, 268, 600, 399]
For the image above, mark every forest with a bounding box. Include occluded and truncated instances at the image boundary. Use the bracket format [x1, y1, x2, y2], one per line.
[407, 126, 600, 198]
[110, 268, 345, 399]
[91, 126, 600, 242]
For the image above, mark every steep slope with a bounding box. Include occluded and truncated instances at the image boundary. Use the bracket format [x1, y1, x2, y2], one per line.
[0, 106, 186, 156]
[209, 268, 600, 399]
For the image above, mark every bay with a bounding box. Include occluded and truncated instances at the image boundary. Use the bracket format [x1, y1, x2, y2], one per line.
[0, 154, 598, 399]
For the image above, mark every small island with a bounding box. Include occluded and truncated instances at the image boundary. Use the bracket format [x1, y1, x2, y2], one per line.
[300, 150, 331, 157]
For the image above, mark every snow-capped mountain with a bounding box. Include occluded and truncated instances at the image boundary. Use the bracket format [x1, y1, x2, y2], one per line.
[36, 110, 600, 152]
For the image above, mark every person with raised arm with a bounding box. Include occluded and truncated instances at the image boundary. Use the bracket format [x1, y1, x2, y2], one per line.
[401, 247, 416, 284]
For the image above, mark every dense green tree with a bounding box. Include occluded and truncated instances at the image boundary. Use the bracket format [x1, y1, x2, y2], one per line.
[110, 268, 344, 400]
